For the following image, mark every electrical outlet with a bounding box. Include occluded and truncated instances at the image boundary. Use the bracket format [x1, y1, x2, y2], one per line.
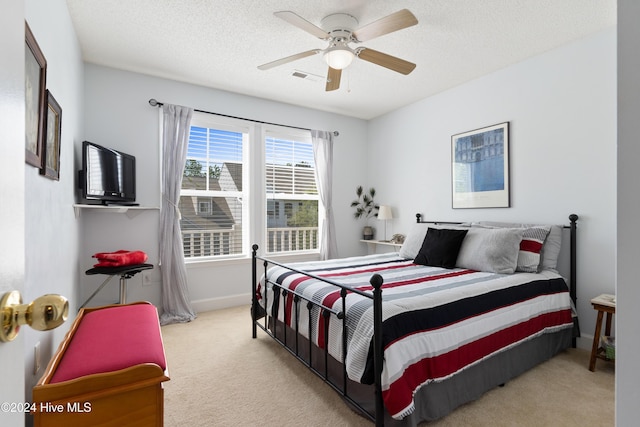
[34, 342, 40, 375]
[142, 270, 152, 287]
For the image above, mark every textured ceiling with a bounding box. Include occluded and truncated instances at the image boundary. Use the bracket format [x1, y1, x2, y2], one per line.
[65, 0, 615, 120]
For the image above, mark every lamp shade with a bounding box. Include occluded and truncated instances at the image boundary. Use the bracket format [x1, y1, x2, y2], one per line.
[323, 47, 355, 70]
[378, 205, 393, 221]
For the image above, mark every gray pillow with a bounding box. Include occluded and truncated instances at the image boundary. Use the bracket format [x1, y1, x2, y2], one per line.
[474, 221, 562, 271]
[539, 225, 562, 271]
[456, 227, 523, 274]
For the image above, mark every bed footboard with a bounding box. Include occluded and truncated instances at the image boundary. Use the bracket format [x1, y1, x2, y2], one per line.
[251, 244, 386, 426]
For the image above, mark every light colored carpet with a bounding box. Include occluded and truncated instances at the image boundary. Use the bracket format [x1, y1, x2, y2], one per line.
[161, 305, 614, 426]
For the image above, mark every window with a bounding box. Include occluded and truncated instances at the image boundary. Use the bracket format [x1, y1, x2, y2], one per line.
[265, 132, 319, 254]
[178, 113, 321, 260]
[198, 201, 212, 214]
[180, 114, 248, 259]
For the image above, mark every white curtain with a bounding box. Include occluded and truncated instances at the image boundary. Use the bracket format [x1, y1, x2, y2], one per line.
[311, 130, 338, 260]
[159, 104, 197, 325]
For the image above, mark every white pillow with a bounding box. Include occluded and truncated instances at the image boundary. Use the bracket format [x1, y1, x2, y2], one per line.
[398, 223, 429, 259]
[456, 227, 523, 274]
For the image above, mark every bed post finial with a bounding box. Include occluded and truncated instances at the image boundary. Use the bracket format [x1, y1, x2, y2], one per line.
[370, 273, 383, 290]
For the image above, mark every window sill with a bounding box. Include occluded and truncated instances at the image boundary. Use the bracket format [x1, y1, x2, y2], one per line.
[184, 251, 321, 268]
[185, 255, 250, 268]
[264, 251, 321, 263]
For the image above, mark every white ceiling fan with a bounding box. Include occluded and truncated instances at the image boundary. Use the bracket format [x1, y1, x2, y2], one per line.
[258, 9, 418, 91]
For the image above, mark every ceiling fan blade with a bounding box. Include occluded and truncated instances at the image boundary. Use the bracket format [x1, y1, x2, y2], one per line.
[353, 9, 418, 42]
[274, 11, 329, 40]
[258, 50, 320, 70]
[325, 67, 342, 91]
[357, 48, 416, 75]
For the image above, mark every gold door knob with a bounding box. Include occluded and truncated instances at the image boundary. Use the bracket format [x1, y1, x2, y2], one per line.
[0, 291, 69, 342]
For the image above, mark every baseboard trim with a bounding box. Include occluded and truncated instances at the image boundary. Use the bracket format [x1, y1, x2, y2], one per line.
[576, 334, 593, 351]
[192, 293, 250, 313]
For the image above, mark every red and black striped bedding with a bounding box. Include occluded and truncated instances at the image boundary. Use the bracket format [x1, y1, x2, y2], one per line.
[259, 252, 573, 420]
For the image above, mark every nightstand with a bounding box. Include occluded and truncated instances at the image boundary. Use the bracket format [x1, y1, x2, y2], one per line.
[588, 293, 616, 372]
[360, 239, 402, 253]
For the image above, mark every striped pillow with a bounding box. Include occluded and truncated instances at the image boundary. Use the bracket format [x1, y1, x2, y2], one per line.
[516, 226, 551, 272]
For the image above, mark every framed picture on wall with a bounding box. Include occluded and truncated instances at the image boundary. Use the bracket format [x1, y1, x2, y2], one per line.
[40, 90, 62, 180]
[25, 22, 47, 168]
[451, 122, 510, 209]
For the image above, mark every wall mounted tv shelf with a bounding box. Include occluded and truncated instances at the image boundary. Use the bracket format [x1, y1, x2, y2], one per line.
[73, 204, 159, 219]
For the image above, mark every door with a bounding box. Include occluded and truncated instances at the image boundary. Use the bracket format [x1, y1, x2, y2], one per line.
[0, 2, 27, 426]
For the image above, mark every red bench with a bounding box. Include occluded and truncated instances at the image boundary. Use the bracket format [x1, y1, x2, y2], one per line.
[33, 302, 169, 427]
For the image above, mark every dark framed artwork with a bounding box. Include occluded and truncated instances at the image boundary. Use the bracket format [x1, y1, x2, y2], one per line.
[25, 22, 47, 167]
[451, 122, 510, 209]
[40, 90, 62, 180]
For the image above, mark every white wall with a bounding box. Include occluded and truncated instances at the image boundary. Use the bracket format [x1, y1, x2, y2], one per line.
[617, 0, 639, 423]
[367, 28, 617, 349]
[81, 65, 369, 311]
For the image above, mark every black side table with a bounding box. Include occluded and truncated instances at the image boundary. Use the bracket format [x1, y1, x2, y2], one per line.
[80, 263, 153, 309]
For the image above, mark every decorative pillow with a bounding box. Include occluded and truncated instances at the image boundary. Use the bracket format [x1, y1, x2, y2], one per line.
[456, 227, 523, 274]
[399, 223, 468, 259]
[539, 225, 562, 271]
[516, 226, 551, 272]
[414, 228, 469, 269]
[399, 223, 429, 259]
[474, 221, 562, 271]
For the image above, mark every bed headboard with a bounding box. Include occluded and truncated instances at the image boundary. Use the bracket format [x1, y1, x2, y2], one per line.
[413, 213, 579, 307]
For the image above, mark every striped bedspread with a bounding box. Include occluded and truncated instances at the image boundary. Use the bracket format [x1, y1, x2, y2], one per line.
[259, 253, 573, 420]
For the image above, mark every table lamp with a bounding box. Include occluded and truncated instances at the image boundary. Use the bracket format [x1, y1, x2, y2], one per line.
[377, 205, 393, 241]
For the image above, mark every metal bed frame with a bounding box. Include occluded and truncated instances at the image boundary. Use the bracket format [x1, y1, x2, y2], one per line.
[251, 214, 578, 426]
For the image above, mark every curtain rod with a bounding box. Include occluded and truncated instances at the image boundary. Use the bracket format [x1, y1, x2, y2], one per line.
[148, 99, 339, 137]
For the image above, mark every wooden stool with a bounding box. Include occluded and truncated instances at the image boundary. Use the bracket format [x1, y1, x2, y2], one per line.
[588, 293, 616, 371]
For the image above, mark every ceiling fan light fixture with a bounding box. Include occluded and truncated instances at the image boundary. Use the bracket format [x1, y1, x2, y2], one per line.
[323, 46, 354, 70]
[261, 9, 418, 92]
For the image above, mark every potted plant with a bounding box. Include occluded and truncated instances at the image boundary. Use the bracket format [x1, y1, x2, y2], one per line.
[351, 186, 379, 240]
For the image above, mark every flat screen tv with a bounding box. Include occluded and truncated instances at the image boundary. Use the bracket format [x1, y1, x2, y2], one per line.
[79, 141, 137, 205]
